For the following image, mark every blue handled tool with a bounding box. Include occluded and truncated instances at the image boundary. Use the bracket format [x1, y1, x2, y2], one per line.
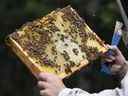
[101, 21, 123, 75]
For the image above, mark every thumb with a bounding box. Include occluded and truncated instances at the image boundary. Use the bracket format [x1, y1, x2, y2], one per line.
[38, 73, 50, 81]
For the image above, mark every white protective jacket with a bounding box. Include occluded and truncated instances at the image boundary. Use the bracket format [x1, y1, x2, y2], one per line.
[59, 72, 128, 96]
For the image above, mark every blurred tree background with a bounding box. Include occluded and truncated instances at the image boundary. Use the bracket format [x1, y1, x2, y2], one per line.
[0, 0, 127, 96]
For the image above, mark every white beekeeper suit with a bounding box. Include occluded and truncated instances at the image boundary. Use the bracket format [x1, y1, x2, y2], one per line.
[58, 71, 128, 96]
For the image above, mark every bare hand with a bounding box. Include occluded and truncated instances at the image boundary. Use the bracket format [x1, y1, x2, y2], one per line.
[37, 73, 66, 96]
[103, 45, 128, 76]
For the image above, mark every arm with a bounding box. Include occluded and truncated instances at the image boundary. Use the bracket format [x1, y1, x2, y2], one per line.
[37, 46, 128, 96]
[37, 72, 128, 96]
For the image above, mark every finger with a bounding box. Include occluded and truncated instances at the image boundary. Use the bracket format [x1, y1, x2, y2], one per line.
[112, 64, 122, 69]
[106, 44, 111, 48]
[37, 81, 49, 89]
[103, 55, 115, 62]
[104, 58, 114, 62]
[40, 90, 49, 96]
[38, 73, 50, 81]
[108, 45, 121, 55]
[111, 64, 122, 74]
[101, 49, 116, 58]
[107, 55, 115, 61]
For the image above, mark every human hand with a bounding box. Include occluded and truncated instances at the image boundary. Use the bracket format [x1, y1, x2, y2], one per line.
[102, 45, 128, 76]
[37, 73, 66, 96]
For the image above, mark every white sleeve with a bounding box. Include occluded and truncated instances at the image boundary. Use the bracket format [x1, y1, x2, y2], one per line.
[58, 72, 128, 96]
[58, 88, 122, 96]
